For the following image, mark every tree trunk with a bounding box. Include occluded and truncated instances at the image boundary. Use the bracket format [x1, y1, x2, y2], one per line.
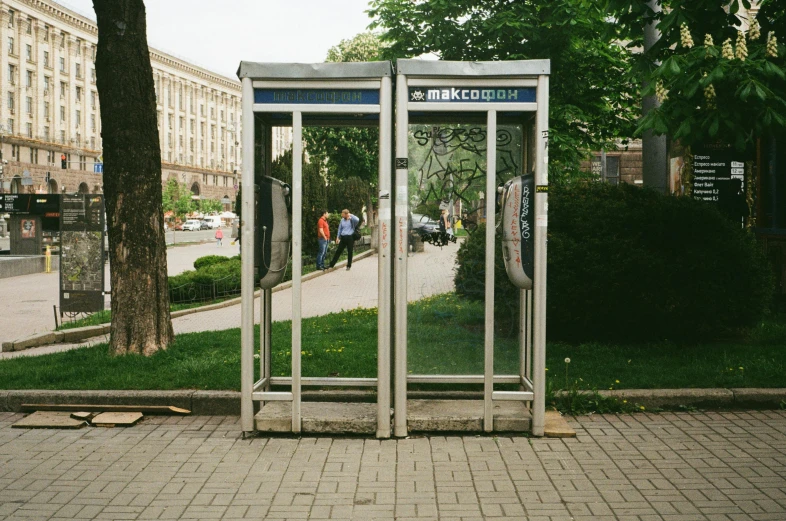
[93, 0, 173, 355]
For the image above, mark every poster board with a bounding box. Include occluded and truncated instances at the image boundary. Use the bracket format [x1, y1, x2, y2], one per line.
[59, 195, 105, 313]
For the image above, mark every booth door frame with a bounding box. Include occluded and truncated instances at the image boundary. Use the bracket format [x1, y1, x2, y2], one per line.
[393, 74, 549, 437]
[240, 76, 394, 438]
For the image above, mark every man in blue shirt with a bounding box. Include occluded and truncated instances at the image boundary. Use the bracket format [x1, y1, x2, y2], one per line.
[329, 209, 360, 270]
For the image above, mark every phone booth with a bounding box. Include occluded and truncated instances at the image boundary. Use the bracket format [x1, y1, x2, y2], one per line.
[393, 59, 549, 437]
[237, 62, 394, 437]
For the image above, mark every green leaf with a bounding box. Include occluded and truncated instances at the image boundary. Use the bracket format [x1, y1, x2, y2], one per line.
[708, 115, 720, 137]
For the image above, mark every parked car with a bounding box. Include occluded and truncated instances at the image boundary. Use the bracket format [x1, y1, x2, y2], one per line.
[410, 213, 438, 234]
[202, 215, 222, 229]
[182, 219, 202, 231]
[199, 220, 210, 230]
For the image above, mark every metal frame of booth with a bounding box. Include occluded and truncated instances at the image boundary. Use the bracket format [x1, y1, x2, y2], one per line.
[393, 59, 549, 437]
[237, 62, 394, 438]
[238, 59, 548, 438]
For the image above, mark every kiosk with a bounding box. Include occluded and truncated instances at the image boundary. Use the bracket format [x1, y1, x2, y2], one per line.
[237, 62, 394, 437]
[393, 59, 549, 437]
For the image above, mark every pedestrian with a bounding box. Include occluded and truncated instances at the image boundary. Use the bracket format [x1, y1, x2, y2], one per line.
[316, 210, 330, 271]
[328, 209, 360, 271]
[215, 227, 223, 247]
[439, 209, 452, 236]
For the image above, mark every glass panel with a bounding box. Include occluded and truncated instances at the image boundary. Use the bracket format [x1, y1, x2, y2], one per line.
[406, 123, 524, 377]
[267, 125, 379, 380]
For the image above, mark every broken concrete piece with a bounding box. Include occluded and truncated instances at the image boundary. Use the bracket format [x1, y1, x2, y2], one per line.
[91, 412, 143, 427]
[12, 411, 86, 429]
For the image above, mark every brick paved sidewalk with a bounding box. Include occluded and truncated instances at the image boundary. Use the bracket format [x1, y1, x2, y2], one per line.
[1, 410, 784, 520]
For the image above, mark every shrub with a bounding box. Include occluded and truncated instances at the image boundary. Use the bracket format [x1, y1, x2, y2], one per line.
[455, 183, 774, 343]
[193, 255, 233, 270]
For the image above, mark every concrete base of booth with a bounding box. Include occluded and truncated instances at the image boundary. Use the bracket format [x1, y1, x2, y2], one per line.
[407, 400, 531, 433]
[253, 399, 531, 436]
[255, 402, 378, 434]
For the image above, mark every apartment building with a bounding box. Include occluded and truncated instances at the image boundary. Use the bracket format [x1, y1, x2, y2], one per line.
[0, 0, 242, 208]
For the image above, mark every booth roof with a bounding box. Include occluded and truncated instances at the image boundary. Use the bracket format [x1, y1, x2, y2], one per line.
[237, 61, 393, 80]
[396, 59, 550, 77]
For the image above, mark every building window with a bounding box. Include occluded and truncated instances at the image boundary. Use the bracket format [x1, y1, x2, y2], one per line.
[76, 110, 81, 126]
[60, 82, 66, 98]
[25, 44, 32, 61]
[90, 137, 95, 149]
[25, 70, 32, 88]
[43, 51, 49, 68]
[60, 33, 65, 48]
[8, 10, 14, 27]
[59, 57, 65, 72]
[7, 119, 13, 133]
[60, 106, 65, 122]
[8, 65, 15, 84]
[44, 102, 49, 118]
[25, 97, 31, 114]
[30, 148, 37, 163]
[76, 39, 81, 55]
[7, 92, 13, 111]
[60, 130, 65, 142]
[75, 63, 81, 78]
[25, 19, 31, 35]
[90, 114, 95, 131]
[12, 145, 19, 160]
[43, 25, 48, 41]
[26, 123, 32, 138]
[7, 37, 14, 54]
[44, 127, 49, 140]
[76, 87, 82, 102]
[91, 91, 96, 109]
[91, 69, 95, 83]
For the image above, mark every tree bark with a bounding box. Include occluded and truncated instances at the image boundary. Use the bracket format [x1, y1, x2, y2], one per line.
[93, 0, 173, 355]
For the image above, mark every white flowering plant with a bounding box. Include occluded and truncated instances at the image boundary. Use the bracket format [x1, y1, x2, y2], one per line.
[639, 19, 786, 152]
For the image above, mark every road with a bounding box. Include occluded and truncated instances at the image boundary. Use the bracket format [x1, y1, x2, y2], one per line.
[0, 240, 239, 347]
[0, 227, 227, 252]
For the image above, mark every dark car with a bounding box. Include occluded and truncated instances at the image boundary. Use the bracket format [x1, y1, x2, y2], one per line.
[199, 220, 210, 230]
[410, 213, 438, 234]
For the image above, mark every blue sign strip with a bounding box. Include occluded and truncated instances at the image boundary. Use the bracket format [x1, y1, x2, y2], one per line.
[409, 87, 536, 103]
[254, 89, 380, 105]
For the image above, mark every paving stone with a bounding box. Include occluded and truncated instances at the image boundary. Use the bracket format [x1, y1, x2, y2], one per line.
[0, 411, 785, 519]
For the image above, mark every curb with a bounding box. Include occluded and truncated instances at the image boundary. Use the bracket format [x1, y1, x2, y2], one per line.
[1, 388, 784, 415]
[2, 249, 376, 353]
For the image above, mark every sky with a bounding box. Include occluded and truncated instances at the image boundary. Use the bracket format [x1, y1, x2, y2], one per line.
[58, 0, 377, 79]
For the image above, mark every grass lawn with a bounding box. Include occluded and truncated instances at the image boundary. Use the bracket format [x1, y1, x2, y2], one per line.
[2, 293, 785, 392]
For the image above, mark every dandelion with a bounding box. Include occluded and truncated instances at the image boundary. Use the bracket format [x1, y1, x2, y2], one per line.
[253, 354, 260, 360]
[623, 400, 628, 404]
[680, 23, 694, 48]
[722, 38, 734, 60]
[640, 406, 646, 411]
[767, 32, 778, 58]
[739, 366, 744, 370]
[615, 380, 620, 384]
[735, 31, 748, 61]
[655, 80, 668, 103]
[749, 18, 761, 41]
[564, 358, 571, 364]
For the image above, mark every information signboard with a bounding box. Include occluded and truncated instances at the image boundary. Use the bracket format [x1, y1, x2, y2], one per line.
[691, 143, 746, 203]
[0, 194, 61, 231]
[59, 194, 105, 314]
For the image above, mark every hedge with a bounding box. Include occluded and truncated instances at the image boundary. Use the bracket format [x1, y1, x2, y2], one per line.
[455, 182, 774, 343]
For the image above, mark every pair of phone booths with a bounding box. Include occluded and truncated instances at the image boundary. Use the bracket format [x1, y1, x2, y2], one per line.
[237, 59, 549, 438]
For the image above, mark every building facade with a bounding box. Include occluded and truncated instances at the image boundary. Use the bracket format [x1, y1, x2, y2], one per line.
[0, 0, 242, 209]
